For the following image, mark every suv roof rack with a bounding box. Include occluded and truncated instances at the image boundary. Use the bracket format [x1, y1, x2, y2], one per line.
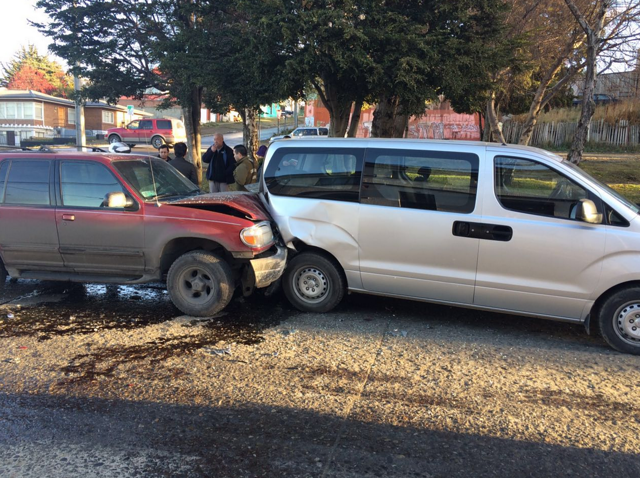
[0, 145, 55, 153]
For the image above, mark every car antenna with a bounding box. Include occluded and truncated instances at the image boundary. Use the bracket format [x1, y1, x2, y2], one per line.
[148, 158, 161, 207]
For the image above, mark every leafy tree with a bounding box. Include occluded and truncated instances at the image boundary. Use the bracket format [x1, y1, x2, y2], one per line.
[33, 0, 221, 176]
[1, 45, 72, 97]
[367, 0, 513, 138]
[565, 0, 640, 163]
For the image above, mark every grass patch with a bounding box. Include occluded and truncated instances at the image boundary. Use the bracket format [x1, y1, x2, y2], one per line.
[580, 158, 640, 203]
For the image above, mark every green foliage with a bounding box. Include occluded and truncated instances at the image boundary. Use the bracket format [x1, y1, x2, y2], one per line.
[1, 45, 72, 97]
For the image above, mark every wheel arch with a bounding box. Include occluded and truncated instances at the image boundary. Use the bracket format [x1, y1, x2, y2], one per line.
[159, 237, 232, 276]
[289, 240, 348, 282]
[590, 280, 640, 324]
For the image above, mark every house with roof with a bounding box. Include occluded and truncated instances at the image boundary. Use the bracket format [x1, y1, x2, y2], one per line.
[0, 88, 150, 146]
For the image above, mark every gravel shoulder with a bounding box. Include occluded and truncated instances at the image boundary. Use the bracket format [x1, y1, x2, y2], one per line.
[1, 281, 639, 477]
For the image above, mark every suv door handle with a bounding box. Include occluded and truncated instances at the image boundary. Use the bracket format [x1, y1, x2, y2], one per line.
[62, 214, 75, 221]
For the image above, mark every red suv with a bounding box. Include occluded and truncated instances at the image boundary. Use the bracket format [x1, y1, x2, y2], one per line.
[0, 151, 286, 316]
[107, 118, 187, 149]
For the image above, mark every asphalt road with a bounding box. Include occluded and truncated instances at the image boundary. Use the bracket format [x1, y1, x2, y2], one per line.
[1, 279, 639, 477]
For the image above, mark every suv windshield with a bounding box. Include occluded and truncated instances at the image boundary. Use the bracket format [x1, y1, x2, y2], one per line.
[113, 157, 200, 201]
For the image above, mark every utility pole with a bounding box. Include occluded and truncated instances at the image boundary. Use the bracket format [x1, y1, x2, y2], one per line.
[74, 71, 86, 150]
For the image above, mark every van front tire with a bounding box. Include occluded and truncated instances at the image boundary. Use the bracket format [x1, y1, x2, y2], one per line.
[283, 252, 345, 313]
[167, 251, 234, 317]
[597, 286, 640, 355]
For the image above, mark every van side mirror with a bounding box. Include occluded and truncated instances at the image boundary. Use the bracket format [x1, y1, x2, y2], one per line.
[105, 191, 134, 209]
[575, 199, 603, 224]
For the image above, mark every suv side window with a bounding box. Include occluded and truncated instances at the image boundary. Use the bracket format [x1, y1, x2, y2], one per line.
[494, 156, 596, 220]
[157, 120, 172, 130]
[318, 128, 329, 136]
[0, 160, 8, 202]
[140, 120, 153, 130]
[362, 149, 478, 213]
[2, 160, 51, 206]
[60, 161, 125, 208]
[264, 147, 364, 202]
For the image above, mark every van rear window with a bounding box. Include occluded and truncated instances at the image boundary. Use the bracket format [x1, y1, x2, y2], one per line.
[264, 147, 364, 202]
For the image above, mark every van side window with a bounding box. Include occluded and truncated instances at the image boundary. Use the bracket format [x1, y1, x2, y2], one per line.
[2, 160, 51, 206]
[60, 161, 125, 208]
[264, 147, 364, 202]
[494, 156, 595, 220]
[361, 149, 478, 213]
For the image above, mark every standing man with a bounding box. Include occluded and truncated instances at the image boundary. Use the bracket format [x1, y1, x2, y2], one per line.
[168, 142, 199, 187]
[202, 133, 235, 192]
[229, 145, 257, 192]
[157, 144, 172, 161]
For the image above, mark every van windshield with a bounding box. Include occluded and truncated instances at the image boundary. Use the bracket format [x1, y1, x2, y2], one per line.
[564, 160, 640, 214]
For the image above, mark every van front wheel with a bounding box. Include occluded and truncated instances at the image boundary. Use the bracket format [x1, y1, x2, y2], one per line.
[283, 252, 345, 313]
[597, 286, 640, 355]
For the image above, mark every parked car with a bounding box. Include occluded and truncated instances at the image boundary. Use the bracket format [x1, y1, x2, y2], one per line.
[258, 138, 640, 355]
[0, 151, 286, 316]
[572, 93, 618, 106]
[106, 118, 187, 149]
[270, 127, 329, 143]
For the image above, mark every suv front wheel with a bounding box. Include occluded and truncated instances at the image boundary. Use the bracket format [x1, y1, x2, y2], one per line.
[0, 260, 7, 290]
[108, 134, 122, 144]
[167, 251, 234, 317]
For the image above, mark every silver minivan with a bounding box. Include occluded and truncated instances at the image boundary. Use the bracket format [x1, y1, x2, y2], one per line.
[259, 138, 640, 355]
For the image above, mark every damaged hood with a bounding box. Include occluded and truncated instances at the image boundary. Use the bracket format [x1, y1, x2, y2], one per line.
[167, 192, 270, 220]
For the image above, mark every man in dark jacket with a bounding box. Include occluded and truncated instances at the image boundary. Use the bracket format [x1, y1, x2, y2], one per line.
[168, 142, 199, 187]
[202, 133, 235, 192]
[157, 144, 173, 161]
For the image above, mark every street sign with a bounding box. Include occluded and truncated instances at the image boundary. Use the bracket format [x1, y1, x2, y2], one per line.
[126, 105, 134, 120]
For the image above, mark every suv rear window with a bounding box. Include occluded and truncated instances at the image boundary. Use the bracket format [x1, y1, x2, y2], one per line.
[157, 120, 172, 130]
[265, 147, 364, 202]
[318, 128, 329, 135]
[2, 160, 51, 206]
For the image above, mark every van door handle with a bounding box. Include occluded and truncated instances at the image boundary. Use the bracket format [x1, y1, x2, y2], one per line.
[489, 225, 513, 242]
[62, 214, 75, 221]
[453, 221, 512, 241]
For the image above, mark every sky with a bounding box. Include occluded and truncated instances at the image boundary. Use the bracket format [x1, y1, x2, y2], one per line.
[0, 0, 60, 68]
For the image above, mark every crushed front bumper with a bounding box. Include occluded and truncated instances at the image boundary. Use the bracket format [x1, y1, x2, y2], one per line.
[250, 244, 287, 288]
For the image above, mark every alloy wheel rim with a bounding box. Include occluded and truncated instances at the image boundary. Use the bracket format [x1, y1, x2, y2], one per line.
[177, 267, 215, 305]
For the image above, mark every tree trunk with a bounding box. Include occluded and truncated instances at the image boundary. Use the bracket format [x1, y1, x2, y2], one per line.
[371, 94, 399, 138]
[565, 0, 609, 164]
[312, 78, 352, 137]
[241, 108, 259, 158]
[181, 86, 203, 183]
[393, 111, 409, 138]
[485, 92, 505, 143]
[518, 61, 564, 145]
[346, 98, 363, 138]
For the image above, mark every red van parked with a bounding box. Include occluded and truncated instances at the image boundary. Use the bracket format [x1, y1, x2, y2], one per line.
[0, 150, 286, 316]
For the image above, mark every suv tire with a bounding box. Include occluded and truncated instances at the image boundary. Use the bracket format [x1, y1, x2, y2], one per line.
[167, 251, 234, 317]
[151, 135, 164, 149]
[108, 134, 122, 144]
[283, 251, 345, 313]
[0, 260, 7, 291]
[597, 286, 640, 355]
